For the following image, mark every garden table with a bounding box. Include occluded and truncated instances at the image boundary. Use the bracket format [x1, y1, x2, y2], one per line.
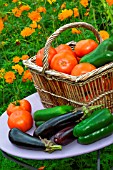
[0, 92, 113, 170]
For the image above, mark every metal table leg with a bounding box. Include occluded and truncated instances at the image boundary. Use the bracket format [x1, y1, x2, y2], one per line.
[97, 149, 101, 170]
[1, 150, 37, 170]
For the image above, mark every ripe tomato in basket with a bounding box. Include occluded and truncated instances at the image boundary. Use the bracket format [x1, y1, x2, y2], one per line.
[50, 51, 78, 74]
[7, 99, 32, 116]
[74, 39, 98, 57]
[71, 63, 96, 76]
[35, 46, 57, 67]
[55, 44, 73, 53]
[55, 44, 77, 57]
[8, 110, 33, 132]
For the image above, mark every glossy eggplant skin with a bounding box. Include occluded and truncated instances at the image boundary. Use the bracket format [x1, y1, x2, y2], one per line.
[53, 125, 76, 145]
[33, 110, 83, 139]
[9, 128, 46, 150]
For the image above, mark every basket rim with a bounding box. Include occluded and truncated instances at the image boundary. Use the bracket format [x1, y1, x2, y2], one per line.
[23, 55, 113, 83]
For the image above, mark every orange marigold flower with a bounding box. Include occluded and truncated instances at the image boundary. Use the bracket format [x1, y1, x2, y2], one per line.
[28, 11, 42, 22]
[12, 64, 24, 75]
[20, 5, 30, 12]
[106, 0, 113, 6]
[37, 7, 46, 13]
[73, 8, 79, 18]
[47, 0, 56, 4]
[12, 0, 18, 2]
[13, 56, 21, 63]
[30, 21, 37, 28]
[80, 0, 89, 8]
[0, 68, 5, 78]
[12, 7, 22, 17]
[61, 2, 66, 9]
[4, 71, 16, 84]
[58, 9, 73, 21]
[0, 18, 4, 32]
[72, 28, 81, 34]
[22, 70, 32, 82]
[21, 55, 29, 60]
[99, 30, 110, 40]
[21, 27, 35, 37]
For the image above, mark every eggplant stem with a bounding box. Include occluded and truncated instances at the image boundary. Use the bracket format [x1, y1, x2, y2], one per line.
[39, 136, 62, 153]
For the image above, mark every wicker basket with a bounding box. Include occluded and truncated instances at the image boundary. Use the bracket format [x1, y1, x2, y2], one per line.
[23, 22, 113, 111]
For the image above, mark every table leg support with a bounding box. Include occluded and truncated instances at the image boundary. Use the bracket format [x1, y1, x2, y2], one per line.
[1, 150, 37, 170]
[97, 149, 101, 170]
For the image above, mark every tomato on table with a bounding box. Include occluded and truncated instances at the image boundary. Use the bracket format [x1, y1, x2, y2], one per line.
[71, 63, 96, 76]
[8, 110, 33, 132]
[7, 99, 32, 116]
[35, 46, 57, 67]
[74, 39, 98, 57]
[50, 51, 78, 74]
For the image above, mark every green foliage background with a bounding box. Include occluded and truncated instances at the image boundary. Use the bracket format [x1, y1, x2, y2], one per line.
[0, 0, 113, 169]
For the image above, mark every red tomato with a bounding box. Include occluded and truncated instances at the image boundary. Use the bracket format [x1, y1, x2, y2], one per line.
[8, 110, 33, 132]
[71, 63, 96, 76]
[59, 49, 76, 57]
[7, 99, 32, 116]
[50, 51, 78, 74]
[35, 47, 57, 67]
[74, 39, 98, 57]
[55, 44, 77, 58]
[55, 44, 73, 53]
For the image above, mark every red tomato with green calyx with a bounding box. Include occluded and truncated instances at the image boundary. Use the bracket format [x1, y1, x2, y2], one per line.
[7, 99, 32, 116]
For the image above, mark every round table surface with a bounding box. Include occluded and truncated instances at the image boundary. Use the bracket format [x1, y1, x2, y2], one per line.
[0, 93, 113, 160]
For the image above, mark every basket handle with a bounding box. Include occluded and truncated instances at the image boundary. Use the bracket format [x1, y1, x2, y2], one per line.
[42, 22, 103, 72]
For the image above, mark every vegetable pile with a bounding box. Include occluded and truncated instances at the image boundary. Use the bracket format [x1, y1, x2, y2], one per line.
[7, 102, 113, 153]
[35, 37, 113, 76]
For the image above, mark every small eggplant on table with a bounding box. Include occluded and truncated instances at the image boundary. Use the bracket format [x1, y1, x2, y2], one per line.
[33, 110, 84, 139]
[9, 128, 62, 153]
[52, 125, 77, 145]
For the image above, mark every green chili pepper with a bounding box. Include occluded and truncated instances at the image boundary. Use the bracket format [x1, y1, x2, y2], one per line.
[73, 108, 113, 137]
[78, 122, 113, 145]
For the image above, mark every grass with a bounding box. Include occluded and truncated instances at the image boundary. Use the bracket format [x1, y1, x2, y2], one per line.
[0, 145, 113, 170]
[0, 0, 113, 169]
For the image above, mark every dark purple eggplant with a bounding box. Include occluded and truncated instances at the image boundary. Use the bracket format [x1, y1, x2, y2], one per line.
[33, 110, 84, 139]
[53, 125, 76, 145]
[9, 128, 62, 153]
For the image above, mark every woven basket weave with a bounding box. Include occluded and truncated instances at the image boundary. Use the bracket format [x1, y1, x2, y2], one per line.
[23, 22, 113, 111]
